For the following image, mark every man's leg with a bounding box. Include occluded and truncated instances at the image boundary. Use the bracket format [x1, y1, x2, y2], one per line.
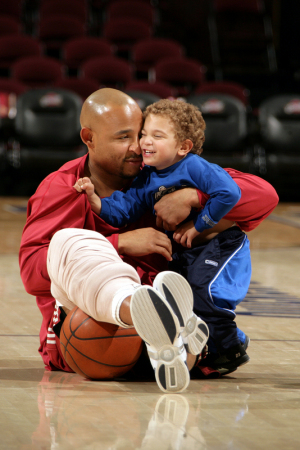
[47, 228, 198, 391]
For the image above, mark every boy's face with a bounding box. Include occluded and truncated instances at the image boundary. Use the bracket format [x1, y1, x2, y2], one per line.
[140, 114, 186, 171]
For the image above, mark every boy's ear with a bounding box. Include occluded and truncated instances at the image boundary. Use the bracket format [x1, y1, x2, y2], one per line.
[178, 139, 193, 156]
[80, 127, 94, 150]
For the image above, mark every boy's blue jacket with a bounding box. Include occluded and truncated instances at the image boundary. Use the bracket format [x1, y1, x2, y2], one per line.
[100, 153, 241, 232]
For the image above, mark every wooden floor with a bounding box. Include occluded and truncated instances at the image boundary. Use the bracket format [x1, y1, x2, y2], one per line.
[0, 197, 300, 450]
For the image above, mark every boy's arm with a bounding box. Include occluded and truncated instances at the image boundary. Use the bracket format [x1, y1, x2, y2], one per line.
[189, 159, 241, 233]
[74, 177, 101, 214]
[100, 173, 149, 227]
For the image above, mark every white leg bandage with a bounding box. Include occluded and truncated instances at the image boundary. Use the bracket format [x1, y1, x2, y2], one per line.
[47, 228, 141, 327]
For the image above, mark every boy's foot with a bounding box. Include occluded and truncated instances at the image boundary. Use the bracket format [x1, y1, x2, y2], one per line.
[153, 271, 209, 355]
[130, 286, 190, 393]
[200, 343, 250, 375]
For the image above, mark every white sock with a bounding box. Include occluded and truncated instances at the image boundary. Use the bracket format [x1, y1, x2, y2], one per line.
[111, 283, 141, 328]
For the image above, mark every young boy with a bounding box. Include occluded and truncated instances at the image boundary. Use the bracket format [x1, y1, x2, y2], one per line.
[75, 99, 242, 248]
[74, 99, 278, 376]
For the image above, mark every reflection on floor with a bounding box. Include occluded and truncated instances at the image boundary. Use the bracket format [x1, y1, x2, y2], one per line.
[0, 198, 299, 449]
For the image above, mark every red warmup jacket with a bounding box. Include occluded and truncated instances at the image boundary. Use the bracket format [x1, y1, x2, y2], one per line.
[19, 154, 279, 371]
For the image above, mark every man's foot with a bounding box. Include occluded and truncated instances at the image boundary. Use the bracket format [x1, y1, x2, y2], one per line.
[199, 342, 250, 375]
[130, 286, 190, 393]
[153, 271, 209, 355]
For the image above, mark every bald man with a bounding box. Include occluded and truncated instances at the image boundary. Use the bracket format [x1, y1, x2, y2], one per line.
[19, 88, 209, 393]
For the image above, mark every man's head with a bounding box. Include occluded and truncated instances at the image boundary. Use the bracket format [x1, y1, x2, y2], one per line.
[80, 88, 143, 183]
[143, 99, 206, 157]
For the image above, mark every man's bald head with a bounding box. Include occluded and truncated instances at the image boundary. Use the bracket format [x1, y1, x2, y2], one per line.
[80, 88, 140, 130]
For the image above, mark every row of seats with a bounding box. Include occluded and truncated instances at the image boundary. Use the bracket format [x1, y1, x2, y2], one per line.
[1, 88, 299, 192]
[0, 0, 277, 77]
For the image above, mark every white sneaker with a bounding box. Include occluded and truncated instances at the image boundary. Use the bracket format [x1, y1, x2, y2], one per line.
[153, 271, 209, 356]
[130, 286, 190, 393]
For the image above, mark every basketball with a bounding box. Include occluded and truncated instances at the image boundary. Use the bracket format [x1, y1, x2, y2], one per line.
[60, 307, 143, 380]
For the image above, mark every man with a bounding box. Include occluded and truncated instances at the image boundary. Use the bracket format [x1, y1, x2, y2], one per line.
[19, 88, 278, 388]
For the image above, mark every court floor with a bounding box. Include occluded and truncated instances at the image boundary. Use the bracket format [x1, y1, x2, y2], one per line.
[0, 197, 299, 449]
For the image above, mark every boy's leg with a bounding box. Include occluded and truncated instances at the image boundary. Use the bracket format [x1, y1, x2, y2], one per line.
[170, 226, 251, 374]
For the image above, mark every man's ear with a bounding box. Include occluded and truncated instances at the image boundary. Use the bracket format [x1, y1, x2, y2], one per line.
[178, 139, 193, 156]
[80, 127, 94, 150]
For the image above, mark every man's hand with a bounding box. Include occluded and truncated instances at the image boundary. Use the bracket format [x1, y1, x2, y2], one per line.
[118, 228, 173, 261]
[154, 188, 200, 231]
[173, 220, 200, 248]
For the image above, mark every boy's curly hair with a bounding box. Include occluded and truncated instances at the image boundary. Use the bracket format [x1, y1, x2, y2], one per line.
[143, 99, 206, 155]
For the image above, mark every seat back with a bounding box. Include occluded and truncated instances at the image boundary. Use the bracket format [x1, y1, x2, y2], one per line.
[82, 56, 132, 88]
[123, 90, 160, 110]
[12, 56, 64, 88]
[15, 88, 82, 146]
[259, 95, 300, 153]
[154, 57, 206, 97]
[187, 93, 247, 153]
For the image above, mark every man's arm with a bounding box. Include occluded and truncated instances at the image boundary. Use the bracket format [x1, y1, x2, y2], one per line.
[154, 188, 201, 231]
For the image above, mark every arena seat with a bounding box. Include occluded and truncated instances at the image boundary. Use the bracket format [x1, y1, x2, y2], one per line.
[12, 56, 65, 88]
[123, 90, 160, 111]
[187, 93, 251, 171]
[0, 35, 41, 72]
[257, 94, 300, 198]
[63, 37, 113, 73]
[103, 17, 152, 56]
[132, 38, 184, 76]
[125, 80, 175, 98]
[38, 15, 86, 57]
[152, 57, 206, 97]
[7, 88, 86, 174]
[195, 81, 250, 107]
[105, 1, 155, 27]
[54, 77, 100, 100]
[39, 0, 88, 24]
[81, 56, 133, 89]
[0, 15, 21, 37]
[0, 0, 22, 20]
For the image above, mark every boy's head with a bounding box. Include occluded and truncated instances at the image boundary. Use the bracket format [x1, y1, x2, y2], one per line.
[143, 99, 206, 156]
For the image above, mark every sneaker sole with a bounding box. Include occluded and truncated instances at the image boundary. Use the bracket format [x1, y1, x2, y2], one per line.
[153, 271, 209, 355]
[130, 286, 190, 393]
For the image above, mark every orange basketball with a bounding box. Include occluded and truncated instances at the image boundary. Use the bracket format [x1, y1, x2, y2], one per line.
[60, 307, 143, 380]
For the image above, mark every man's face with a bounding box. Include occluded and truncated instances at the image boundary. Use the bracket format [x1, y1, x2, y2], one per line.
[90, 103, 143, 180]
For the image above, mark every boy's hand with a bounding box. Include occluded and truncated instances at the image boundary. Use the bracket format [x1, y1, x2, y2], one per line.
[73, 177, 101, 215]
[73, 177, 95, 197]
[173, 220, 200, 248]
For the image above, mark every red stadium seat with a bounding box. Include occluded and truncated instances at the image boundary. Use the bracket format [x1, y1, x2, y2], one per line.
[38, 15, 86, 56]
[106, 1, 155, 26]
[213, 0, 263, 12]
[0, 0, 22, 20]
[81, 56, 132, 89]
[63, 37, 113, 71]
[195, 81, 250, 106]
[55, 77, 100, 100]
[12, 56, 65, 88]
[0, 35, 41, 71]
[0, 78, 27, 96]
[125, 80, 175, 98]
[0, 15, 21, 37]
[153, 57, 206, 97]
[40, 0, 88, 24]
[132, 38, 184, 75]
[103, 17, 151, 56]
